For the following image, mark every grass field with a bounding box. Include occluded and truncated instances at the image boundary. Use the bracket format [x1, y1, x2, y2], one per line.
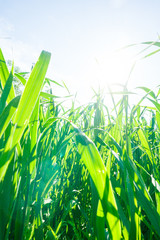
[0, 43, 160, 239]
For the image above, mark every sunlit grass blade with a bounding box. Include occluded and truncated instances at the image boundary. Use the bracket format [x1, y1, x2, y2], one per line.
[73, 124, 121, 240]
[0, 49, 15, 103]
[0, 50, 51, 181]
[96, 133, 160, 237]
[138, 128, 153, 164]
[0, 95, 20, 138]
[0, 72, 13, 114]
[14, 72, 26, 85]
[96, 200, 105, 240]
[134, 182, 160, 237]
[40, 91, 72, 100]
[29, 98, 39, 176]
[45, 77, 64, 88]
[137, 87, 156, 99]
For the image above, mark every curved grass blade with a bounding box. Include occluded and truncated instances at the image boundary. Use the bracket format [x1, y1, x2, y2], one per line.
[14, 72, 26, 86]
[40, 91, 72, 100]
[72, 124, 121, 240]
[0, 72, 13, 115]
[0, 95, 20, 138]
[137, 128, 153, 164]
[45, 77, 64, 88]
[137, 87, 156, 99]
[0, 50, 51, 181]
[0, 49, 15, 103]
[29, 98, 39, 176]
[134, 182, 160, 237]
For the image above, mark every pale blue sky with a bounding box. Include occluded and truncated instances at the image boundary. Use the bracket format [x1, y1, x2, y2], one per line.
[1, 0, 160, 103]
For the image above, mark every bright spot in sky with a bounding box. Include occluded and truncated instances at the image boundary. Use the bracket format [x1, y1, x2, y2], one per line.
[109, 0, 127, 8]
[69, 47, 136, 105]
[87, 50, 134, 89]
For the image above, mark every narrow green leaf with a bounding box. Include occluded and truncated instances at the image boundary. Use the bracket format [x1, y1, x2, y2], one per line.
[156, 111, 160, 130]
[14, 73, 26, 85]
[0, 49, 15, 103]
[40, 91, 71, 100]
[73, 124, 121, 240]
[138, 128, 153, 163]
[143, 49, 160, 58]
[137, 87, 156, 99]
[0, 96, 20, 138]
[29, 98, 39, 176]
[96, 200, 105, 240]
[0, 50, 51, 181]
[0, 72, 13, 115]
[141, 41, 160, 48]
[45, 77, 64, 88]
[147, 98, 160, 113]
[134, 182, 160, 237]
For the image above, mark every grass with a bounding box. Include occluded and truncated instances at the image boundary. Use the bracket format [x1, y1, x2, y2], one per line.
[0, 42, 160, 239]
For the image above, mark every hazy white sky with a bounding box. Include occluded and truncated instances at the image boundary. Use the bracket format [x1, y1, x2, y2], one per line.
[1, 0, 160, 104]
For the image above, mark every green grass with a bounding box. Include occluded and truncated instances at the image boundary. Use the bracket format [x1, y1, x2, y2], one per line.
[0, 42, 160, 239]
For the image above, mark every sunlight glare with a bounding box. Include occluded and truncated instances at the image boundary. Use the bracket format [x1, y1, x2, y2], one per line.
[86, 49, 134, 92]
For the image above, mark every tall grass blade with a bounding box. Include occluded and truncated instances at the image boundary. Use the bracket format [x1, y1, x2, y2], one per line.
[0, 95, 20, 138]
[0, 50, 51, 181]
[73, 124, 121, 240]
[29, 98, 39, 176]
[0, 72, 13, 114]
[0, 49, 15, 103]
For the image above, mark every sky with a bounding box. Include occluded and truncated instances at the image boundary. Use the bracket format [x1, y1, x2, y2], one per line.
[1, 0, 160, 105]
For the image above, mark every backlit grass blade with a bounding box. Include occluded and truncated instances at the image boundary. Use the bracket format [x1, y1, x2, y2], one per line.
[12, 51, 50, 135]
[137, 87, 156, 99]
[40, 91, 72, 100]
[73, 124, 121, 240]
[134, 182, 160, 237]
[126, 172, 141, 240]
[123, 154, 160, 237]
[29, 98, 39, 176]
[14, 72, 26, 85]
[142, 41, 160, 47]
[138, 128, 153, 163]
[0, 50, 51, 181]
[155, 192, 160, 215]
[0, 95, 20, 138]
[0, 72, 13, 115]
[96, 134, 160, 236]
[147, 97, 160, 112]
[96, 200, 105, 240]
[0, 49, 15, 103]
[45, 77, 64, 88]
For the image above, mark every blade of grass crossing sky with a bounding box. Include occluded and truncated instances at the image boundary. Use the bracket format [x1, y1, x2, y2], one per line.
[14, 72, 26, 85]
[0, 72, 13, 114]
[0, 50, 51, 181]
[0, 49, 15, 103]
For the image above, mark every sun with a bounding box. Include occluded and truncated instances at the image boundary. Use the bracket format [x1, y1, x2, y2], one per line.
[85, 48, 135, 92]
